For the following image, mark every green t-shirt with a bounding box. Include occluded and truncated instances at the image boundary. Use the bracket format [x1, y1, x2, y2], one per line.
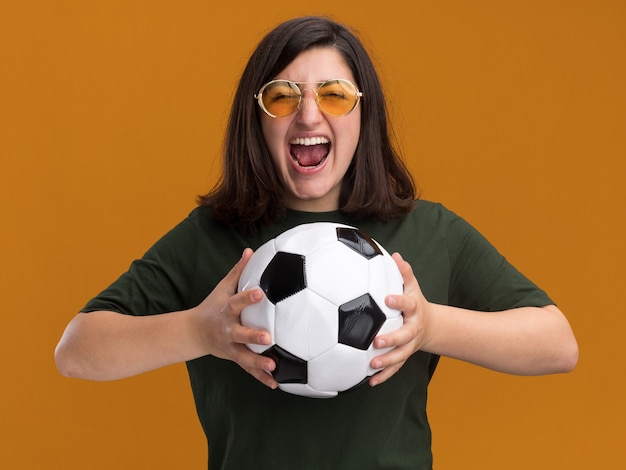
[83, 201, 552, 469]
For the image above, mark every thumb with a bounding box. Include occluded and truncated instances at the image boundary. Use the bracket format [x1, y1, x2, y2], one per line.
[220, 248, 255, 293]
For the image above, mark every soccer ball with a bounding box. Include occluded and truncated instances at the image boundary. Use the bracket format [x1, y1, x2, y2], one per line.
[238, 222, 404, 398]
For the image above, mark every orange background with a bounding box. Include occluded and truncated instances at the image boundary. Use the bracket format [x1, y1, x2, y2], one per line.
[1, 1, 624, 468]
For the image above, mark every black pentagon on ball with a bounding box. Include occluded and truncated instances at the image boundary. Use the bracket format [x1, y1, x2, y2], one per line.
[336, 227, 382, 260]
[262, 345, 307, 384]
[259, 251, 306, 304]
[338, 293, 387, 350]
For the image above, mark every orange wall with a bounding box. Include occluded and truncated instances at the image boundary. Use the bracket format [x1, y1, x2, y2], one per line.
[1, 1, 624, 468]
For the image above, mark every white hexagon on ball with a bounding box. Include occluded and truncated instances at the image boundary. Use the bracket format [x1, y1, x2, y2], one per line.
[308, 344, 369, 393]
[273, 289, 338, 361]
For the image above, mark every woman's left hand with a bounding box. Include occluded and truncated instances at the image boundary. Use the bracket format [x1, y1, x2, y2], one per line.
[368, 252, 433, 387]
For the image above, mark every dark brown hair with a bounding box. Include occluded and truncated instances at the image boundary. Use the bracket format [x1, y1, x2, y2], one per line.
[199, 16, 417, 231]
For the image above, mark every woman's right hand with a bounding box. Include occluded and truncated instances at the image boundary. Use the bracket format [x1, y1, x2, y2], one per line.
[194, 248, 278, 389]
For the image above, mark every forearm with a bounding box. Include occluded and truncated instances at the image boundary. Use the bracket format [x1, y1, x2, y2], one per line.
[422, 304, 578, 375]
[55, 309, 207, 381]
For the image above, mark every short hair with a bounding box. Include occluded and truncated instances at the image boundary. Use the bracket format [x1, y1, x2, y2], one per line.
[199, 16, 417, 231]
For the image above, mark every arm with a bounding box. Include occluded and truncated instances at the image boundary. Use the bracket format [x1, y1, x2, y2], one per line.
[369, 253, 578, 386]
[55, 249, 278, 388]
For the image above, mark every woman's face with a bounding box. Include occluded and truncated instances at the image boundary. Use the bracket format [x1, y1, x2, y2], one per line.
[260, 47, 361, 212]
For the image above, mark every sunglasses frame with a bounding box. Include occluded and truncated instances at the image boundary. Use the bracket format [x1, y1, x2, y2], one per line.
[255, 78, 363, 118]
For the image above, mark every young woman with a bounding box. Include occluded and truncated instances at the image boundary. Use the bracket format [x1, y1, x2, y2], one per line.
[55, 16, 578, 469]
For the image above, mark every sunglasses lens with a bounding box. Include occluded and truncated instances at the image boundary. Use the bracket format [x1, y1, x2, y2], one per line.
[260, 81, 301, 117]
[318, 80, 360, 116]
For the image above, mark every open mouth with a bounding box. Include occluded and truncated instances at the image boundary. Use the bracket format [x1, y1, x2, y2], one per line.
[289, 137, 331, 168]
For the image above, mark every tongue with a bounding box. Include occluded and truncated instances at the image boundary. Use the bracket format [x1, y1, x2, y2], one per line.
[291, 144, 329, 167]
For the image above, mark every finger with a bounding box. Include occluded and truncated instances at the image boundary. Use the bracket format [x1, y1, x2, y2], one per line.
[380, 296, 419, 352]
[373, 322, 417, 349]
[231, 321, 272, 347]
[217, 248, 255, 295]
[218, 288, 270, 347]
[247, 368, 279, 389]
[369, 362, 403, 387]
[384, 293, 418, 322]
[222, 287, 264, 316]
[391, 252, 422, 296]
[235, 344, 275, 372]
[234, 346, 278, 389]
[370, 342, 413, 370]
[368, 343, 414, 387]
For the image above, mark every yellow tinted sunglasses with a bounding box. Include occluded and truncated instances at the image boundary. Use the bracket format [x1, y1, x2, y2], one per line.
[255, 79, 363, 118]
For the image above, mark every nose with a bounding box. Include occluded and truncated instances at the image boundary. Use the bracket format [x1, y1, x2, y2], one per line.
[296, 89, 323, 125]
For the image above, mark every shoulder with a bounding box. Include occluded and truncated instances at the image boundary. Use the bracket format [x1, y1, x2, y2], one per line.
[377, 199, 470, 239]
[408, 200, 485, 240]
[363, 199, 490, 272]
[142, 206, 236, 263]
[163, 206, 239, 240]
[410, 199, 465, 223]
